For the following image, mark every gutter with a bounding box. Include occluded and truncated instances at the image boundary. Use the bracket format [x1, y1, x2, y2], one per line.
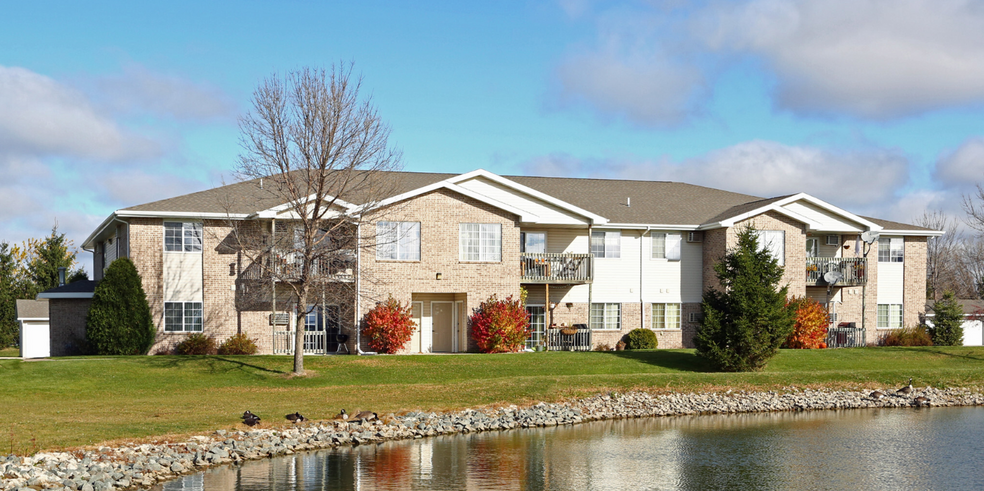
[355, 221, 376, 356]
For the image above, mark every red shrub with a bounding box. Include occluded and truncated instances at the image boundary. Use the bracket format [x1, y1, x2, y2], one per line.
[785, 297, 829, 349]
[470, 295, 530, 353]
[363, 297, 415, 354]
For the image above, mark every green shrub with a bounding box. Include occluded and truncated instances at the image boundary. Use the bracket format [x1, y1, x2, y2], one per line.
[882, 326, 933, 346]
[85, 258, 155, 355]
[625, 328, 658, 349]
[175, 333, 217, 355]
[217, 333, 258, 355]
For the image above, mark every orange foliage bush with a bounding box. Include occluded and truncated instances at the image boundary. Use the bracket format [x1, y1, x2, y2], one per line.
[362, 297, 415, 354]
[470, 295, 530, 353]
[785, 297, 829, 349]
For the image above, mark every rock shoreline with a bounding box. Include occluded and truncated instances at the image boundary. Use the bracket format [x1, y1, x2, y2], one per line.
[4, 386, 982, 491]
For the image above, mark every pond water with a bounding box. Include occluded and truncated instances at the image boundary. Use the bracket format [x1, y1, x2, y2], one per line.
[155, 407, 984, 490]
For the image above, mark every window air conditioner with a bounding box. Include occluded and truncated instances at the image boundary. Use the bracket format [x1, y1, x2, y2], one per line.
[687, 232, 704, 243]
[826, 235, 840, 246]
[269, 313, 290, 326]
[689, 312, 704, 323]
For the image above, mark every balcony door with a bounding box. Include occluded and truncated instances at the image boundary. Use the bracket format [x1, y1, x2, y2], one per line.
[521, 232, 546, 253]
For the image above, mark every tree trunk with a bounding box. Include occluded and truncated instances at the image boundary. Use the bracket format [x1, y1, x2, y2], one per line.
[294, 286, 308, 374]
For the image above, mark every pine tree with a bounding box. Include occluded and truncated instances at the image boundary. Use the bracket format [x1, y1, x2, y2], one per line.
[85, 258, 156, 355]
[929, 290, 964, 346]
[0, 243, 19, 348]
[695, 226, 796, 371]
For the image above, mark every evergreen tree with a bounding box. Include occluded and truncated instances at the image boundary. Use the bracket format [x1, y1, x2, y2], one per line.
[27, 227, 83, 292]
[929, 290, 964, 346]
[694, 226, 796, 371]
[0, 243, 20, 348]
[85, 258, 156, 355]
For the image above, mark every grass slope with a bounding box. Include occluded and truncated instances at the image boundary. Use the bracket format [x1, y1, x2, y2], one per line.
[2, 347, 983, 454]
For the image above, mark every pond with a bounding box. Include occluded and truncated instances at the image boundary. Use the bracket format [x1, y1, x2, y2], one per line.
[155, 406, 984, 490]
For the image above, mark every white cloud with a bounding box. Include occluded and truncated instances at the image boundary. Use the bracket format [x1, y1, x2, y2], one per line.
[934, 137, 984, 187]
[90, 64, 238, 121]
[0, 66, 159, 161]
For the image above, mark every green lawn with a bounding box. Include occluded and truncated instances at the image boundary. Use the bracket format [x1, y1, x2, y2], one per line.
[2, 347, 983, 455]
[0, 347, 18, 357]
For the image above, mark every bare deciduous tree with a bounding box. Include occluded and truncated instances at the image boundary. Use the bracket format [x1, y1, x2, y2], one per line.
[917, 211, 964, 300]
[234, 65, 402, 374]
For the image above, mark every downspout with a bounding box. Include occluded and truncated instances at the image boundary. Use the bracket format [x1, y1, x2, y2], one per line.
[641, 227, 651, 331]
[271, 218, 277, 351]
[356, 221, 376, 355]
[587, 225, 593, 328]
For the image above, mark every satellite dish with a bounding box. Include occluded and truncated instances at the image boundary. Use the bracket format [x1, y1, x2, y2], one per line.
[860, 231, 880, 244]
[823, 271, 843, 286]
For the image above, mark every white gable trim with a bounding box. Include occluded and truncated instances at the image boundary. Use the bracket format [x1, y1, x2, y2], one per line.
[449, 169, 609, 224]
[361, 181, 539, 222]
[254, 193, 357, 218]
[704, 193, 881, 232]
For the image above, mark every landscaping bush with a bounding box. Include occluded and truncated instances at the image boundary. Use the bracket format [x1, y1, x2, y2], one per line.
[593, 343, 612, 352]
[362, 297, 415, 354]
[785, 297, 829, 349]
[625, 328, 658, 349]
[929, 291, 964, 346]
[85, 258, 156, 355]
[470, 294, 530, 353]
[174, 333, 217, 355]
[883, 326, 933, 346]
[217, 333, 259, 355]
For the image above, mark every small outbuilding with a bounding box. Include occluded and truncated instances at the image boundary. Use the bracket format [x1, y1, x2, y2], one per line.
[37, 280, 97, 356]
[924, 299, 984, 346]
[15, 299, 50, 358]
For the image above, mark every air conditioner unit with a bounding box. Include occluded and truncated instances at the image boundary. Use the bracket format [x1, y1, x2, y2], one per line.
[689, 312, 704, 323]
[269, 312, 290, 326]
[687, 232, 704, 243]
[826, 235, 840, 246]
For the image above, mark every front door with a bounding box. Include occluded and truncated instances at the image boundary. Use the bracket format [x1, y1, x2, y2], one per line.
[432, 301, 454, 352]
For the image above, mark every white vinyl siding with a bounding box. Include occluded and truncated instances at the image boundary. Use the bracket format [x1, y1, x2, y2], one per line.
[591, 231, 620, 258]
[652, 303, 681, 330]
[459, 223, 501, 262]
[755, 230, 785, 266]
[878, 238, 904, 263]
[164, 301, 203, 332]
[590, 303, 621, 330]
[164, 222, 202, 252]
[877, 304, 903, 329]
[376, 221, 421, 261]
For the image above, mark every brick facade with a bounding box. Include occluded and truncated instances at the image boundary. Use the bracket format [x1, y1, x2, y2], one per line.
[48, 299, 92, 356]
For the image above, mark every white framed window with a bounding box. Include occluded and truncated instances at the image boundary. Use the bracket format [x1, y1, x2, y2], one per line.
[376, 221, 421, 261]
[164, 302, 203, 332]
[590, 303, 621, 330]
[877, 304, 903, 329]
[521, 232, 546, 253]
[164, 222, 202, 252]
[878, 238, 904, 263]
[591, 231, 620, 258]
[755, 230, 785, 265]
[806, 238, 819, 257]
[652, 303, 681, 330]
[652, 233, 666, 258]
[459, 223, 501, 262]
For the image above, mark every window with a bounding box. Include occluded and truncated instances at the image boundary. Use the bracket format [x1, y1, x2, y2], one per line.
[376, 221, 421, 261]
[164, 222, 202, 252]
[877, 304, 903, 329]
[652, 233, 665, 258]
[591, 231, 620, 258]
[878, 238, 904, 263]
[590, 303, 621, 330]
[652, 303, 681, 330]
[460, 223, 501, 261]
[164, 302, 203, 332]
[521, 232, 545, 253]
[755, 230, 785, 266]
[806, 238, 818, 257]
[652, 233, 682, 260]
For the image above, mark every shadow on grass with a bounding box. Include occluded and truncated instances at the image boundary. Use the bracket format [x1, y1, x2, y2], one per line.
[896, 346, 984, 363]
[607, 350, 716, 373]
[144, 355, 288, 375]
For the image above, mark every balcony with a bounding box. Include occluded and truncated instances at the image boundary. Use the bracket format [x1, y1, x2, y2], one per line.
[806, 257, 866, 287]
[239, 252, 356, 282]
[521, 253, 593, 284]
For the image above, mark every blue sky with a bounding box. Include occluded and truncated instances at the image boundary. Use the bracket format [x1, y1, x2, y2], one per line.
[3, 0, 984, 272]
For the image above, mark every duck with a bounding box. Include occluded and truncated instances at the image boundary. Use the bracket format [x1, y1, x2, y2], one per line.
[333, 409, 349, 421]
[285, 412, 306, 423]
[913, 395, 931, 407]
[353, 411, 377, 423]
[896, 378, 913, 396]
[869, 390, 885, 400]
[241, 410, 261, 427]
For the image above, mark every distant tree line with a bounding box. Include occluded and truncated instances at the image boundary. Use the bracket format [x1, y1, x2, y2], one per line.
[0, 227, 88, 347]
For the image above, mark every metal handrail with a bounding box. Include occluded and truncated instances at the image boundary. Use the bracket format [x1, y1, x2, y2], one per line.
[521, 253, 593, 283]
[806, 257, 866, 286]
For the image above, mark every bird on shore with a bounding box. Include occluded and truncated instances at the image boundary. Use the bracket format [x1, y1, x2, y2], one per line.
[241, 410, 261, 427]
[869, 390, 885, 400]
[285, 412, 306, 423]
[897, 378, 913, 396]
[333, 409, 349, 421]
[353, 411, 377, 423]
[913, 395, 931, 407]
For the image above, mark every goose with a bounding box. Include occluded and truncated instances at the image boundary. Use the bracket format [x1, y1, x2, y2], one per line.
[285, 412, 306, 423]
[913, 395, 931, 407]
[333, 409, 349, 421]
[896, 378, 913, 396]
[353, 411, 377, 422]
[869, 390, 885, 400]
[241, 411, 261, 427]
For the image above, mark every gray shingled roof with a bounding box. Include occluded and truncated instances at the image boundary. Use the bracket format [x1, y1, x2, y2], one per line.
[116, 170, 932, 230]
[15, 299, 49, 319]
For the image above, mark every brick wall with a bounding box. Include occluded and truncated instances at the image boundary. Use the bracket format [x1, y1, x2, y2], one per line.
[48, 299, 92, 356]
[127, 218, 165, 344]
[903, 236, 928, 329]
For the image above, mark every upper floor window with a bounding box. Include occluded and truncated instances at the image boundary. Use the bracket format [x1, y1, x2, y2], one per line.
[806, 237, 819, 257]
[460, 223, 501, 262]
[652, 232, 682, 260]
[164, 222, 202, 252]
[591, 231, 620, 258]
[377, 221, 421, 261]
[878, 238, 904, 263]
[521, 232, 545, 254]
[754, 230, 785, 266]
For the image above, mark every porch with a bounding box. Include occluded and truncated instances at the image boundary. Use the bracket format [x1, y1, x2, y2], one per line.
[806, 257, 866, 287]
[521, 253, 593, 284]
[238, 252, 356, 282]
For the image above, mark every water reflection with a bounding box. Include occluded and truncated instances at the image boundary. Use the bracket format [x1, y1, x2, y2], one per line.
[155, 407, 984, 490]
